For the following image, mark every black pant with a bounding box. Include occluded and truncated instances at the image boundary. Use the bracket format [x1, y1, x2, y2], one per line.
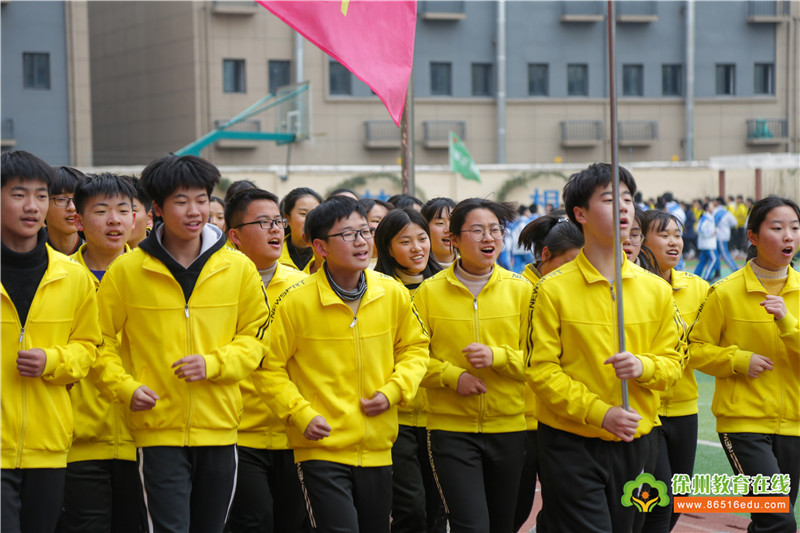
[138, 445, 237, 533]
[226, 447, 309, 533]
[297, 460, 392, 533]
[429, 430, 526, 533]
[719, 433, 799, 533]
[512, 429, 538, 532]
[390, 426, 446, 533]
[642, 415, 698, 533]
[60, 459, 145, 533]
[536, 423, 654, 533]
[1, 468, 65, 533]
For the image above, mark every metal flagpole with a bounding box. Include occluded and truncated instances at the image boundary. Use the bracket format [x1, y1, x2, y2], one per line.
[607, 0, 629, 411]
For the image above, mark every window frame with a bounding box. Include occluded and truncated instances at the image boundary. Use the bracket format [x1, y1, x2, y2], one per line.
[527, 63, 549, 96]
[329, 60, 352, 96]
[567, 64, 589, 97]
[23, 52, 51, 90]
[430, 62, 453, 96]
[223, 58, 246, 94]
[268, 60, 292, 95]
[715, 64, 736, 96]
[471, 63, 493, 97]
[661, 64, 682, 97]
[753, 63, 774, 95]
[622, 64, 644, 97]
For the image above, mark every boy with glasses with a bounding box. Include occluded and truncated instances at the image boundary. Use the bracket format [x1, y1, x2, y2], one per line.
[251, 196, 429, 533]
[45, 166, 85, 255]
[224, 188, 310, 532]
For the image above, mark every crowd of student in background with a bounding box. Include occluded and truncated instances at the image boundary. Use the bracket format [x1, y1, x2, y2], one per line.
[2, 149, 798, 533]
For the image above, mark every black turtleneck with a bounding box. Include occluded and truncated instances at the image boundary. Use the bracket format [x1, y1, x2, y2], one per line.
[1, 228, 49, 325]
[286, 238, 313, 270]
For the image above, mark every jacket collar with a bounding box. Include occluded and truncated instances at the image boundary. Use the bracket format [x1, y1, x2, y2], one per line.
[317, 267, 385, 308]
[670, 269, 689, 290]
[575, 248, 636, 285]
[442, 259, 503, 291]
[743, 260, 800, 295]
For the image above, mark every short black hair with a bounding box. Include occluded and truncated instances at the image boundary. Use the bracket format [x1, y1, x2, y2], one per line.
[51, 166, 86, 195]
[280, 187, 324, 218]
[374, 207, 442, 279]
[421, 197, 456, 223]
[124, 175, 152, 213]
[304, 196, 368, 242]
[1, 150, 55, 190]
[225, 187, 279, 230]
[74, 173, 136, 214]
[328, 187, 359, 200]
[563, 163, 637, 230]
[358, 197, 394, 217]
[449, 198, 517, 238]
[387, 193, 424, 210]
[224, 179, 258, 204]
[139, 154, 220, 208]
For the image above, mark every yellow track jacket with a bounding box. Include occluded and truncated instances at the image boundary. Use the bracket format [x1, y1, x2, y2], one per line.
[95, 246, 269, 448]
[527, 250, 683, 441]
[395, 276, 429, 428]
[238, 262, 307, 450]
[688, 263, 800, 436]
[67, 244, 135, 462]
[521, 264, 542, 430]
[1, 246, 101, 468]
[414, 264, 533, 434]
[253, 268, 429, 467]
[659, 269, 709, 418]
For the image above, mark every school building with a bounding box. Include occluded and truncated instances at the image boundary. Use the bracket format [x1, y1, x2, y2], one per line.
[1, 1, 798, 170]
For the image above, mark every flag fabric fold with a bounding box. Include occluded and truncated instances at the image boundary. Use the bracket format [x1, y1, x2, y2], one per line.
[258, 0, 416, 126]
[450, 132, 481, 183]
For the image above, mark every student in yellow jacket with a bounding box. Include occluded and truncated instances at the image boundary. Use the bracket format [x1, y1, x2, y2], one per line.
[689, 196, 800, 533]
[63, 173, 144, 533]
[278, 187, 322, 271]
[639, 210, 709, 533]
[527, 164, 683, 533]
[1, 150, 101, 533]
[374, 207, 446, 533]
[94, 155, 268, 533]
[513, 209, 583, 532]
[414, 198, 533, 533]
[224, 187, 311, 532]
[253, 197, 429, 533]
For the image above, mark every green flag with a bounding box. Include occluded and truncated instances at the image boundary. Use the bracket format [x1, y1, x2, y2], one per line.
[449, 131, 481, 183]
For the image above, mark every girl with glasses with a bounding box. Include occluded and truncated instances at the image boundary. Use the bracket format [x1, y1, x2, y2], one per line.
[412, 198, 532, 532]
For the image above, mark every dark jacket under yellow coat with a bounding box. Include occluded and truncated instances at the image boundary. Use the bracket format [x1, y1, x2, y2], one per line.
[688, 263, 799, 436]
[253, 268, 429, 467]
[238, 262, 307, 450]
[95, 245, 269, 448]
[659, 269, 709, 418]
[414, 263, 533, 434]
[68, 243, 136, 462]
[1, 245, 101, 468]
[527, 250, 684, 441]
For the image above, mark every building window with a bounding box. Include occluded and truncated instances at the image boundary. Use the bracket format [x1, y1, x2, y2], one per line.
[567, 64, 588, 96]
[528, 64, 548, 96]
[268, 60, 291, 95]
[223, 59, 246, 93]
[430, 62, 452, 96]
[471, 63, 493, 97]
[662, 64, 682, 96]
[715, 64, 735, 95]
[622, 64, 643, 96]
[329, 60, 352, 95]
[754, 63, 774, 95]
[23, 52, 50, 89]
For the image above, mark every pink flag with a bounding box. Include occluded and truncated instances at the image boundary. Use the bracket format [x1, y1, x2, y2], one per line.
[258, 0, 416, 126]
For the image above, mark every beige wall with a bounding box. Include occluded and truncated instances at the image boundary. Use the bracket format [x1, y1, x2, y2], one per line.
[89, 1, 199, 165]
[65, 1, 93, 166]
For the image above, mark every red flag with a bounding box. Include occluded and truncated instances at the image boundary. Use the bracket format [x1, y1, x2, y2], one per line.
[258, 0, 416, 126]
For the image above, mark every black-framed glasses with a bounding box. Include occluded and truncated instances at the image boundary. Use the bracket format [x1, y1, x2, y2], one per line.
[232, 218, 288, 231]
[460, 225, 505, 242]
[325, 227, 376, 242]
[50, 196, 75, 207]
